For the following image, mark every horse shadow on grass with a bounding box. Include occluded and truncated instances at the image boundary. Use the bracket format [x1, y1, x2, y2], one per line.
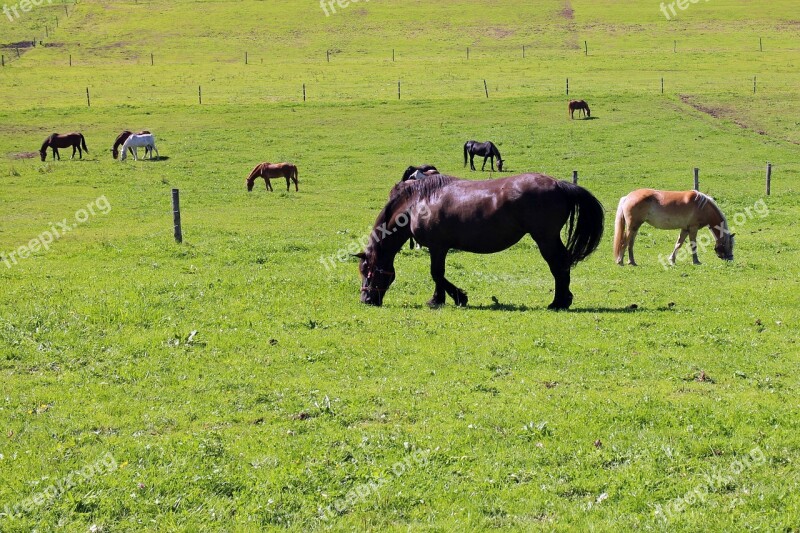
[142, 156, 169, 162]
[397, 301, 669, 313]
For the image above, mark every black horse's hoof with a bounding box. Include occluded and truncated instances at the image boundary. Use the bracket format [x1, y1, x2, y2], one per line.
[453, 291, 468, 307]
[547, 293, 573, 311]
[427, 298, 445, 309]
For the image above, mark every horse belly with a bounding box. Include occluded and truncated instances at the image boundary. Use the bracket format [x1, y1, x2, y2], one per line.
[412, 199, 525, 253]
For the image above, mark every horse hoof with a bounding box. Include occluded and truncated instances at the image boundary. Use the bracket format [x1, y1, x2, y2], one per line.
[454, 292, 468, 307]
[427, 299, 445, 309]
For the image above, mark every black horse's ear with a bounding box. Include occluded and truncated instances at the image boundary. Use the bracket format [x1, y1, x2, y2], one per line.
[730, 233, 736, 237]
[351, 252, 366, 260]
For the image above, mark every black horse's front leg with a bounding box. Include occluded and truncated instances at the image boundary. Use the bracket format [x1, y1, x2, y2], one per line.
[428, 248, 468, 308]
[53, 148, 60, 160]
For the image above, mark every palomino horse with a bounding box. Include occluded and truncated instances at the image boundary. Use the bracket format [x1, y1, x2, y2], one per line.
[112, 130, 151, 159]
[246, 162, 299, 192]
[120, 133, 159, 161]
[40, 133, 88, 161]
[357, 173, 604, 310]
[614, 189, 734, 266]
[401, 164, 438, 182]
[569, 100, 591, 119]
[464, 140, 504, 172]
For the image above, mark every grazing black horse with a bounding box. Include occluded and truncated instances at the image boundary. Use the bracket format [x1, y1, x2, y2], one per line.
[40, 133, 88, 161]
[401, 164, 439, 182]
[464, 140, 504, 172]
[357, 173, 604, 310]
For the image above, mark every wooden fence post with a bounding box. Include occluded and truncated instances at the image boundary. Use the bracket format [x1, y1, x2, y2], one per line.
[484, 79, 489, 98]
[172, 189, 183, 244]
[86, 87, 90, 107]
[766, 162, 772, 196]
[198, 85, 202, 104]
[693, 168, 699, 191]
[303, 83, 306, 102]
[572, 170, 578, 184]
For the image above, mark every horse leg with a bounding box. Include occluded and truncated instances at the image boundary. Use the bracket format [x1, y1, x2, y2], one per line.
[689, 228, 701, 265]
[536, 237, 573, 310]
[71, 145, 76, 159]
[668, 230, 689, 265]
[53, 148, 59, 160]
[285, 176, 290, 192]
[469, 154, 476, 171]
[481, 156, 487, 171]
[428, 248, 467, 308]
[627, 223, 642, 266]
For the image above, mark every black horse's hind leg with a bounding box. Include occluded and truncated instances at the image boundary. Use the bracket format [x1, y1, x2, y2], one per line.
[469, 154, 476, 171]
[536, 237, 573, 310]
[427, 248, 468, 308]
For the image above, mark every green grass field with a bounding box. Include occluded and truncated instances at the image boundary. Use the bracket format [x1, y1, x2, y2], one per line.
[1, 1, 799, 530]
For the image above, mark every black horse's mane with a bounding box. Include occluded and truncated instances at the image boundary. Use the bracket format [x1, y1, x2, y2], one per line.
[368, 174, 459, 249]
[389, 173, 459, 204]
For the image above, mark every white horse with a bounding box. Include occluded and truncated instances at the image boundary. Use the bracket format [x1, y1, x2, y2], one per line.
[120, 133, 159, 161]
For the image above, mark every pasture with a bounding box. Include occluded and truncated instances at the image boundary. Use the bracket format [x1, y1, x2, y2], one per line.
[1, 0, 799, 530]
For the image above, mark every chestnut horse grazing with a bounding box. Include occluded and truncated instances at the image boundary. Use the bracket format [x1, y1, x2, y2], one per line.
[40, 133, 88, 161]
[569, 100, 591, 119]
[246, 162, 299, 192]
[614, 189, 734, 266]
[112, 130, 151, 159]
[357, 173, 604, 310]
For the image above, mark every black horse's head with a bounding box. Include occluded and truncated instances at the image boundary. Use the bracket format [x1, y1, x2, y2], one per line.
[356, 252, 395, 306]
[39, 149, 47, 162]
[497, 159, 504, 172]
[111, 147, 119, 159]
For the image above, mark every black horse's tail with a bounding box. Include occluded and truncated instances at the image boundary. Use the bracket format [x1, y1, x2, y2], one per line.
[80, 134, 88, 153]
[556, 181, 605, 266]
[463, 142, 469, 167]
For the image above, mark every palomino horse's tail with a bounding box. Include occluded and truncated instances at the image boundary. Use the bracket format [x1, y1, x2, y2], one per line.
[80, 134, 88, 153]
[555, 181, 605, 266]
[613, 196, 627, 263]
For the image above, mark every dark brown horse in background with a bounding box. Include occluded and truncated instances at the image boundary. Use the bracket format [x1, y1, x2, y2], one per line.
[401, 164, 438, 182]
[112, 130, 151, 159]
[569, 100, 591, 119]
[464, 140, 504, 171]
[40, 133, 88, 161]
[246, 162, 299, 192]
[357, 173, 604, 310]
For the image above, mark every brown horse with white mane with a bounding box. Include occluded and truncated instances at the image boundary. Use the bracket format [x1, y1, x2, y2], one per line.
[40, 133, 88, 161]
[569, 100, 591, 119]
[614, 189, 734, 266]
[246, 162, 299, 192]
[357, 173, 604, 310]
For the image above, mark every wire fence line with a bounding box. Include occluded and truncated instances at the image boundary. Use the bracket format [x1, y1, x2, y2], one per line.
[3, 74, 798, 109]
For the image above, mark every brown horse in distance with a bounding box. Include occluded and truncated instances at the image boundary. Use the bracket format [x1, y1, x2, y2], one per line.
[569, 100, 591, 119]
[246, 162, 299, 192]
[112, 130, 151, 159]
[40, 133, 89, 161]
